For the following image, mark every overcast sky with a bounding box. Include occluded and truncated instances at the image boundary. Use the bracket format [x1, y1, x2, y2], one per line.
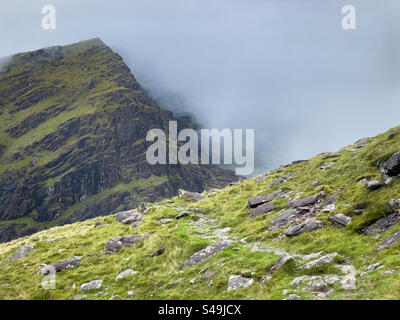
[1, 0, 399, 175]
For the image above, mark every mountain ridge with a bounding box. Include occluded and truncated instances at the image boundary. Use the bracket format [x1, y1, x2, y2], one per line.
[0, 38, 237, 243]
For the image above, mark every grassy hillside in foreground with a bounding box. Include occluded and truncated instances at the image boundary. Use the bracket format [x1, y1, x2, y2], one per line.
[1, 124, 400, 300]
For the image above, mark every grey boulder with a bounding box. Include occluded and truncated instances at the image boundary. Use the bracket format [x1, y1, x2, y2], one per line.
[105, 234, 150, 254]
[249, 201, 275, 218]
[268, 210, 301, 231]
[380, 151, 400, 177]
[285, 219, 323, 237]
[8, 245, 34, 262]
[180, 240, 232, 269]
[329, 213, 351, 227]
[178, 189, 204, 202]
[377, 229, 400, 251]
[80, 280, 103, 291]
[287, 193, 322, 209]
[115, 210, 143, 225]
[227, 275, 254, 291]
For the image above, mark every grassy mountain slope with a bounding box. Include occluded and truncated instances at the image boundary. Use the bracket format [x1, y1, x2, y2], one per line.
[1, 125, 400, 300]
[0, 39, 237, 243]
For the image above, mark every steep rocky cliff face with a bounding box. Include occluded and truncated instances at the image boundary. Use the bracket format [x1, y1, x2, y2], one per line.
[0, 38, 237, 242]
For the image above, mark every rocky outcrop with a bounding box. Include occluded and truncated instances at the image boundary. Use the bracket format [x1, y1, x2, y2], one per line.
[115, 210, 142, 225]
[362, 212, 400, 235]
[377, 230, 400, 251]
[285, 219, 323, 237]
[227, 275, 253, 291]
[38, 258, 79, 275]
[249, 201, 275, 218]
[380, 151, 400, 177]
[105, 234, 150, 254]
[178, 189, 205, 202]
[180, 240, 232, 269]
[247, 191, 281, 208]
[80, 280, 103, 291]
[268, 210, 301, 231]
[329, 213, 351, 228]
[287, 193, 322, 209]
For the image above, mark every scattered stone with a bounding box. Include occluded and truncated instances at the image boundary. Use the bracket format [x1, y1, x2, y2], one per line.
[354, 209, 364, 215]
[270, 255, 292, 273]
[127, 290, 137, 296]
[322, 203, 336, 213]
[202, 271, 216, 279]
[324, 276, 340, 284]
[291, 275, 321, 288]
[322, 153, 341, 160]
[189, 278, 196, 284]
[181, 240, 232, 269]
[232, 247, 240, 251]
[57, 249, 64, 253]
[116, 269, 137, 281]
[148, 248, 165, 258]
[213, 227, 231, 238]
[97, 291, 108, 296]
[94, 221, 105, 228]
[269, 171, 300, 188]
[380, 269, 397, 276]
[297, 253, 338, 270]
[268, 210, 301, 231]
[306, 279, 329, 292]
[249, 201, 275, 218]
[390, 199, 400, 211]
[329, 213, 352, 228]
[320, 162, 335, 171]
[178, 189, 204, 202]
[380, 151, 400, 177]
[260, 275, 272, 284]
[38, 258, 79, 275]
[74, 295, 87, 300]
[8, 245, 34, 262]
[80, 280, 103, 291]
[287, 193, 322, 209]
[105, 234, 150, 254]
[377, 229, 400, 251]
[227, 275, 254, 291]
[360, 263, 382, 277]
[159, 218, 173, 224]
[175, 211, 188, 220]
[116, 210, 143, 225]
[311, 179, 319, 186]
[340, 275, 356, 290]
[363, 212, 400, 235]
[255, 175, 267, 183]
[247, 191, 281, 208]
[169, 278, 185, 286]
[285, 219, 323, 237]
[365, 180, 384, 191]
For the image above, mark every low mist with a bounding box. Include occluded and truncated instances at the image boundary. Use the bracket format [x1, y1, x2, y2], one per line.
[1, 0, 400, 175]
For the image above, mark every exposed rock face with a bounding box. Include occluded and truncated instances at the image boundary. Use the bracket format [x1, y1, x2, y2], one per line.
[329, 213, 352, 228]
[148, 248, 165, 258]
[80, 280, 103, 291]
[270, 255, 292, 273]
[306, 279, 329, 292]
[389, 199, 400, 211]
[268, 210, 301, 231]
[227, 275, 253, 291]
[38, 258, 79, 275]
[105, 234, 150, 254]
[380, 151, 400, 177]
[363, 212, 400, 235]
[0, 38, 237, 243]
[115, 210, 142, 225]
[249, 201, 275, 218]
[365, 180, 384, 191]
[269, 171, 300, 188]
[178, 189, 205, 202]
[285, 219, 323, 237]
[180, 240, 232, 269]
[297, 253, 338, 270]
[287, 193, 322, 209]
[116, 269, 136, 281]
[247, 191, 281, 208]
[377, 230, 400, 251]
